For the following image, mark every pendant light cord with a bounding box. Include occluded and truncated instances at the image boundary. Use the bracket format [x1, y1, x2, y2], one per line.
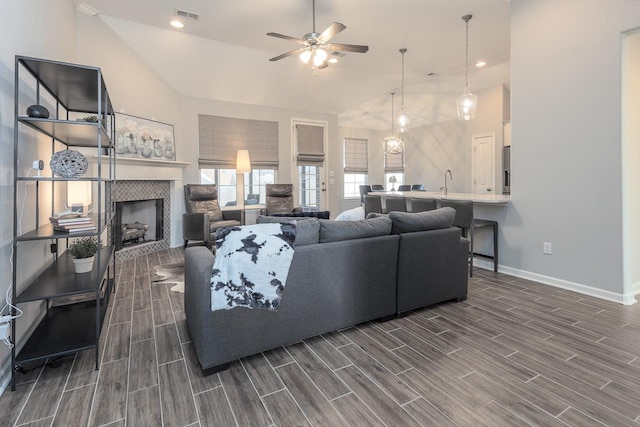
[462, 15, 472, 91]
[390, 92, 395, 134]
[465, 19, 469, 89]
[400, 49, 406, 112]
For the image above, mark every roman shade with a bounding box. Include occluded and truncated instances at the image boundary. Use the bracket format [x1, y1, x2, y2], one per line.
[344, 138, 368, 173]
[296, 124, 325, 165]
[198, 115, 279, 169]
[384, 150, 404, 173]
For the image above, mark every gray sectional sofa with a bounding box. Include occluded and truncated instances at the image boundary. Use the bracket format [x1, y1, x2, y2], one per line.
[184, 208, 468, 374]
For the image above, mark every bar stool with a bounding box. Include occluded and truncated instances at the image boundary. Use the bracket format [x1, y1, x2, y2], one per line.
[384, 196, 407, 213]
[364, 195, 383, 217]
[438, 199, 498, 277]
[397, 184, 412, 191]
[411, 184, 425, 191]
[409, 197, 437, 212]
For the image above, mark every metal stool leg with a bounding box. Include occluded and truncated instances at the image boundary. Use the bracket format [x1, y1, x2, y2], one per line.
[493, 222, 498, 272]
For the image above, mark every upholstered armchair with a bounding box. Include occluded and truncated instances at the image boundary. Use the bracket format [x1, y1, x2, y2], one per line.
[260, 184, 302, 216]
[183, 184, 242, 249]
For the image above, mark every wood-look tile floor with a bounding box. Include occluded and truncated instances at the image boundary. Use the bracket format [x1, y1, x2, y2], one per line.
[2, 248, 640, 426]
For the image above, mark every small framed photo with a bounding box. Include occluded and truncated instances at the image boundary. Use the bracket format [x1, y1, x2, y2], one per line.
[115, 113, 176, 161]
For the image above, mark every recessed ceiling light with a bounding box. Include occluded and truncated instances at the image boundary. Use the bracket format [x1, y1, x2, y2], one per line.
[170, 20, 184, 28]
[475, 60, 487, 67]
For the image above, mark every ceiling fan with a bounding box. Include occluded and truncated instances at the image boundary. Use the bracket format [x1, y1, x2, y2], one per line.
[267, 0, 369, 69]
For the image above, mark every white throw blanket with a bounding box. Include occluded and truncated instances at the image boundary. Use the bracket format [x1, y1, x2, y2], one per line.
[211, 223, 296, 312]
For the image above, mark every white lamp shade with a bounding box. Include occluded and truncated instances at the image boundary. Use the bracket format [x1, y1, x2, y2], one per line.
[398, 112, 410, 133]
[236, 149, 252, 173]
[67, 181, 92, 207]
[313, 48, 328, 67]
[299, 50, 312, 64]
[457, 91, 478, 121]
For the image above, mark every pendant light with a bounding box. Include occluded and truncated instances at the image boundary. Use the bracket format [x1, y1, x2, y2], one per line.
[398, 48, 410, 133]
[384, 92, 403, 154]
[457, 14, 477, 121]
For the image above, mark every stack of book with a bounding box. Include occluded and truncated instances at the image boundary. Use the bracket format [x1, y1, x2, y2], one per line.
[50, 216, 96, 233]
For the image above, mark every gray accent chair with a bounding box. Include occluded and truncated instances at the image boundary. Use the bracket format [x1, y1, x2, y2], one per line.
[384, 196, 407, 213]
[359, 184, 372, 205]
[260, 184, 302, 216]
[370, 184, 385, 191]
[364, 195, 383, 217]
[409, 197, 437, 212]
[439, 199, 499, 276]
[182, 184, 242, 249]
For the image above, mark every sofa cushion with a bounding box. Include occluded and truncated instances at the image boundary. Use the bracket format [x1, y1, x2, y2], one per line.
[256, 215, 320, 246]
[389, 207, 455, 234]
[319, 217, 392, 243]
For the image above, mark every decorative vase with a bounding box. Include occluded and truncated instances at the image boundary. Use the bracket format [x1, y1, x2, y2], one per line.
[26, 104, 49, 119]
[72, 255, 95, 274]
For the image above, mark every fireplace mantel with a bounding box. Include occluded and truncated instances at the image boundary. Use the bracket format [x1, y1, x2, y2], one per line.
[87, 155, 189, 181]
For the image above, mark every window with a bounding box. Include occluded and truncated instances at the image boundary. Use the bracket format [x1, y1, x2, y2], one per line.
[298, 165, 320, 211]
[344, 137, 368, 199]
[295, 123, 325, 211]
[344, 174, 367, 199]
[200, 169, 275, 206]
[384, 147, 404, 191]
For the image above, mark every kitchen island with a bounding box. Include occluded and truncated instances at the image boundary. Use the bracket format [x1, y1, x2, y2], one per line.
[370, 191, 511, 206]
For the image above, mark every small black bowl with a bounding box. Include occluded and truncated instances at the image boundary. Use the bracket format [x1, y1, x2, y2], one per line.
[26, 104, 49, 119]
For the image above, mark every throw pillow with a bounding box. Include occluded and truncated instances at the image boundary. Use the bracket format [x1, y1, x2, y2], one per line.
[389, 207, 455, 234]
[318, 217, 392, 243]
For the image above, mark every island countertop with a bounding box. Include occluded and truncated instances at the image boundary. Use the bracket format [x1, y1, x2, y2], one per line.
[369, 191, 511, 205]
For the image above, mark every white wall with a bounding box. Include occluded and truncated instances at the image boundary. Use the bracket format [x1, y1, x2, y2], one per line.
[75, 12, 185, 247]
[0, 0, 78, 394]
[507, 0, 640, 302]
[622, 28, 640, 296]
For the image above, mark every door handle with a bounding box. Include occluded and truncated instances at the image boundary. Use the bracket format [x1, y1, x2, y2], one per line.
[487, 188, 492, 191]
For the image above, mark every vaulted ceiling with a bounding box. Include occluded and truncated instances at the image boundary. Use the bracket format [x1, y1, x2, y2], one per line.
[83, 0, 511, 129]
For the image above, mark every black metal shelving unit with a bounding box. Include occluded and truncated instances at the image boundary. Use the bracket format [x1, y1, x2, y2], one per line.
[11, 56, 116, 391]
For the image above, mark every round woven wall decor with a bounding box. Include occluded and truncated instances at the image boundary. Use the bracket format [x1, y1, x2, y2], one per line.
[50, 149, 88, 178]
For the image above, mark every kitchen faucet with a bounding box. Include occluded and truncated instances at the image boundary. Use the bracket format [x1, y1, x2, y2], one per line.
[441, 169, 453, 195]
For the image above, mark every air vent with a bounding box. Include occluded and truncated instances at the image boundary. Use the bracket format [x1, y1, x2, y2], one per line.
[176, 9, 199, 21]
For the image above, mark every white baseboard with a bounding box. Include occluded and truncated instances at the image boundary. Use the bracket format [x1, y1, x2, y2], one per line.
[473, 259, 638, 306]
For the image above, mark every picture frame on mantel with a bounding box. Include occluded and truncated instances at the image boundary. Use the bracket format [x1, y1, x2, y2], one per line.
[115, 112, 176, 161]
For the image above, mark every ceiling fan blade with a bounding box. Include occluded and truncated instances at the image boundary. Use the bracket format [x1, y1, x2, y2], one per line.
[269, 48, 306, 62]
[266, 32, 306, 44]
[316, 22, 346, 44]
[326, 43, 369, 53]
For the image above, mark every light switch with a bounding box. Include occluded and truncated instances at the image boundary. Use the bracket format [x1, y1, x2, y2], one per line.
[329, 170, 335, 177]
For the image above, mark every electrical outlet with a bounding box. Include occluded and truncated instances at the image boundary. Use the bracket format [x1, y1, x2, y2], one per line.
[543, 242, 552, 255]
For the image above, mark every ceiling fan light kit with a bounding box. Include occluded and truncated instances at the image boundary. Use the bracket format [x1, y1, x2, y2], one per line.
[267, 0, 368, 71]
[457, 14, 478, 121]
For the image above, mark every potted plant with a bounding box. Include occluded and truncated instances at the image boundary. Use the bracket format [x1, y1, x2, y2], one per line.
[68, 236, 99, 273]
